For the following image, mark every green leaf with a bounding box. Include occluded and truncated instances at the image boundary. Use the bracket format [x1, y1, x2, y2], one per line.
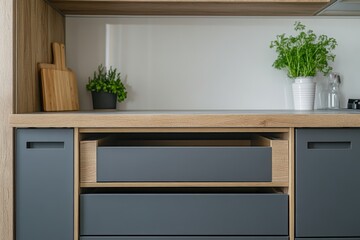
[270, 22, 337, 78]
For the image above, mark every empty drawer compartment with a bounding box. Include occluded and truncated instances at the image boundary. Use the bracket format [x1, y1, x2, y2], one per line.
[80, 134, 288, 183]
[80, 193, 288, 236]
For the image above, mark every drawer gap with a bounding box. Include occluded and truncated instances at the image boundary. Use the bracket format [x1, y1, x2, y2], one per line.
[81, 186, 287, 194]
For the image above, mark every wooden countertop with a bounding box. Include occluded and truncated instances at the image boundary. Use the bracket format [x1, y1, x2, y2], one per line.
[9, 110, 360, 128]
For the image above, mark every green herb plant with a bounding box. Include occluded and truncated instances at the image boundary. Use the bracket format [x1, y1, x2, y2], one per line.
[270, 22, 337, 79]
[86, 64, 127, 102]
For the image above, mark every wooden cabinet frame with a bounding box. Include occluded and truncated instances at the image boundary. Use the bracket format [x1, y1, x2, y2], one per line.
[48, 0, 332, 16]
[0, 0, 351, 240]
[0, 1, 14, 240]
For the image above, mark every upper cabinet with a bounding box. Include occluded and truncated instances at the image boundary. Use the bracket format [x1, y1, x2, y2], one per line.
[319, 0, 360, 16]
[48, 0, 333, 16]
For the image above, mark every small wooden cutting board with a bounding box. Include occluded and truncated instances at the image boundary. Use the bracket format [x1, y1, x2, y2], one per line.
[39, 42, 79, 111]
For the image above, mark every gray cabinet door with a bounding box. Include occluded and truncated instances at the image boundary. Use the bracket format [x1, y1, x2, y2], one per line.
[296, 128, 360, 237]
[16, 128, 74, 240]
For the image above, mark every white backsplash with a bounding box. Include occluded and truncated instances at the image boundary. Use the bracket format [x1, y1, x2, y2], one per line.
[66, 17, 360, 110]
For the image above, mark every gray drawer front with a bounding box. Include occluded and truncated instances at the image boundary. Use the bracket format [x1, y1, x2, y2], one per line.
[81, 237, 289, 240]
[296, 128, 360, 237]
[16, 128, 74, 240]
[80, 193, 288, 236]
[97, 146, 271, 182]
[296, 239, 360, 240]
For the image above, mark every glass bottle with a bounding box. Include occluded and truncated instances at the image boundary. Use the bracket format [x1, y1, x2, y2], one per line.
[327, 73, 341, 109]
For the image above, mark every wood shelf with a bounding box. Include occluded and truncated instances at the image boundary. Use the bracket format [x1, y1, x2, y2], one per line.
[80, 182, 289, 188]
[79, 127, 290, 133]
[48, 0, 331, 16]
[9, 111, 360, 128]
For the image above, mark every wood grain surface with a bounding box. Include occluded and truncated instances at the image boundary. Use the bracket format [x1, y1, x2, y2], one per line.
[74, 128, 79, 240]
[0, 1, 13, 240]
[80, 139, 99, 183]
[16, 0, 65, 113]
[48, 0, 331, 16]
[9, 111, 360, 128]
[40, 42, 79, 111]
[79, 127, 290, 133]
[253, 135, 289, 183]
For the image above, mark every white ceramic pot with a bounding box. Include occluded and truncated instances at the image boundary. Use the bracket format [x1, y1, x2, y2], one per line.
[292, 77, 316, 110]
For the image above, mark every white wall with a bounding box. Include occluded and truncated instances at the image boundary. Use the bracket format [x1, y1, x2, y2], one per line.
[66, 17, 360, 110]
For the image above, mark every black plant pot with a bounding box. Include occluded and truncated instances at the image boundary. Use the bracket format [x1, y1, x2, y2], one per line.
[91, 91, 117, 109]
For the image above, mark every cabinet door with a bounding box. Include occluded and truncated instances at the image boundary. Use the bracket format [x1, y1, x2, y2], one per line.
[296, 128, 360, 237]
[16, 129, 74, 240]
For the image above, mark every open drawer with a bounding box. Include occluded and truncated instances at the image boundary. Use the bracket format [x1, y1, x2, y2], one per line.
[80, 192, 288, 236]
[80, 132, 288, 184]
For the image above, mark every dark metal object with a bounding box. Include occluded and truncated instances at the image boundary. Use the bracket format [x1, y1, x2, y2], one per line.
[92, 91, 117, 109]
[347, 99, 360, 109]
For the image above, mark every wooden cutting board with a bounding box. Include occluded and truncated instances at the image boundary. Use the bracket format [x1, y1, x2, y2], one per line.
[39, 42, 79, 111]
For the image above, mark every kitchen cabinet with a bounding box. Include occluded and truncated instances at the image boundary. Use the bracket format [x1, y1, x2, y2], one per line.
[295, 128, 360, 237]
[1, 0, 360, 240]
[78, 130, 289, 238]
[9, 113, 360, 240]
[16, 128, 74, 240]
[13, 126, 291, 240]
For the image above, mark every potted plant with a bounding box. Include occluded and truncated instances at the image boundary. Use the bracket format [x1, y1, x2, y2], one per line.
[86, 64, 127, 109]
[270, 22, 337, 110]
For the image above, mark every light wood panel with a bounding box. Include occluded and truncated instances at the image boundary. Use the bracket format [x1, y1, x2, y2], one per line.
[253, 135, 288, 182]
[40, 42, 80, 112]
[80, 127, 289, 133]
[9, 111, 360, 128]
[0, 0, 14, 239]
[48, 0, 330, 15]
[81, 182, 289, 187]
[288, 128, 295, 240]
[16, 0, 65, 113]
[74, 128, 79, 240]
[80, 138, 105, 183]
[41, 69, 79, 111]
